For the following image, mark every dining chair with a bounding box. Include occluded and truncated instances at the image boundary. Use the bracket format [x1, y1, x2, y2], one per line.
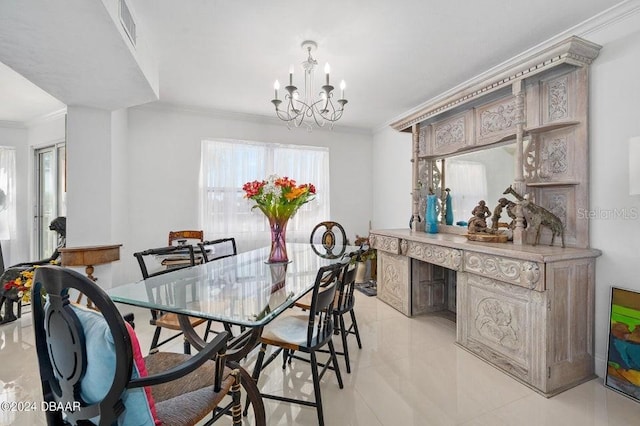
[31, 265, 244, 426]
[133, 245, 212, 354]
[247, 262, 345, 426]
[292, 258, 363, 373]
[310, 221, 347, 259]
[168, 229, 204, 246]
[198, 237, 237, 262]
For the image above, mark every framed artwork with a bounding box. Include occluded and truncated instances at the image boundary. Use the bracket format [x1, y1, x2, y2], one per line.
[606, 286, 640, 403]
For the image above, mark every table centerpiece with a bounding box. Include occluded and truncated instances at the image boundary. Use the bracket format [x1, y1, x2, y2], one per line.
[243, 175, 316, 263]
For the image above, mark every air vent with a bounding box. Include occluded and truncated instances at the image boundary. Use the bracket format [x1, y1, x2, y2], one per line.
[119, 0, 136, 47]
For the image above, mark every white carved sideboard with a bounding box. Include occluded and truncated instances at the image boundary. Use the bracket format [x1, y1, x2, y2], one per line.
[370, 229, 601, 396]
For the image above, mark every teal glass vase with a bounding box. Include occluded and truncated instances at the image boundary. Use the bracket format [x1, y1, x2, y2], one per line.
[425, 194, 439, 234]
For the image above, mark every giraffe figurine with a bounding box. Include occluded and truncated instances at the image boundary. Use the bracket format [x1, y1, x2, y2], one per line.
[503, 186, 565, 247]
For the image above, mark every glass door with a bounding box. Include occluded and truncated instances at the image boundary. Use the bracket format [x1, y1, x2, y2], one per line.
[34, 144, 66, 259]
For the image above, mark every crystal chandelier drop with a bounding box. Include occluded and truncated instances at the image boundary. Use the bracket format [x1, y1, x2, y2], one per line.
[271, 40, 347, 130]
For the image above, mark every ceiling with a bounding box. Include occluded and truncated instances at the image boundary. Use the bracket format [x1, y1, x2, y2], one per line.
[0, 0, 623, 129]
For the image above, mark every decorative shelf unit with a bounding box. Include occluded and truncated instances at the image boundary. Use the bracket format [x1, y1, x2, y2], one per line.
[376, 36, 602, 397]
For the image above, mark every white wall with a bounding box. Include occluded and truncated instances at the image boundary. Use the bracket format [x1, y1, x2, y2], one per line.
[370, 11, 640, 378]
[371, 126, 412, 229]
[583, 12, 640, 375]
[115, 106, 373, 283]
[0, 124, 28, 265]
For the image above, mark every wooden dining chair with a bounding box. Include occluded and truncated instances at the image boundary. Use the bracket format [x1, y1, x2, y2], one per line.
[247, 262, 345, 426]
[168, 229, 204, 246]
[31, 265, 244, 426]
[133, 245, 212, 354]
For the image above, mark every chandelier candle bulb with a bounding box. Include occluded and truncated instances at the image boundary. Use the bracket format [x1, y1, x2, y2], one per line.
[324, 63, 330, 85]
[340, 80, 346, 99]
[274, 80, 280, 99]
[289, 64, 294, 86]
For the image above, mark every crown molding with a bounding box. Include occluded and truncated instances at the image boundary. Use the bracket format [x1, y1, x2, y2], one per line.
[379, 0, 640, 133]
[132, 102, 372, 136]
[24, 108, 67, 127]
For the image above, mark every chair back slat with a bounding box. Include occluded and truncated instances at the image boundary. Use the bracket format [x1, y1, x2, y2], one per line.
[198, 238, 237, 262]
[307, 262, 344, 346]
[335, 264, 357, 313]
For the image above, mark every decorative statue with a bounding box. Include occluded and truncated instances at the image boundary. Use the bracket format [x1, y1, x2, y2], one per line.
[503, 186, 565, 247]
[0, 217, 66, 324]
[491, 197, 523, 230]
[468, 200, 493, 234]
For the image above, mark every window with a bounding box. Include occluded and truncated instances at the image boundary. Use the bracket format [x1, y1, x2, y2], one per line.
[199, 139, 329, 251]
[445, 160, 487, 222]
[0, 147, 16, 265]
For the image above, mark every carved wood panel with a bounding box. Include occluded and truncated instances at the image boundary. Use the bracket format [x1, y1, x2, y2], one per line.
[462, 273, 537, 381]
[370, 235, 400, 254]
[377, 251, 410, 315]
[463, 251, 544, 291]
[475, 95, 517, 145]
[430, 111, 473, 157]
[411, 260, 446, 315]
[542, 72, 576, 124]
[525, 128, 576, 183]
[534, 186, 577, 247]
[406, 241, 462, 271]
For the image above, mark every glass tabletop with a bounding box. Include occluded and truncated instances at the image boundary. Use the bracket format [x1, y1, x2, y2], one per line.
[108, 243, 356, 327]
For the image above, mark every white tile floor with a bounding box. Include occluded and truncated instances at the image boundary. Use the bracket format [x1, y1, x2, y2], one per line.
[2, 292, 640, 425]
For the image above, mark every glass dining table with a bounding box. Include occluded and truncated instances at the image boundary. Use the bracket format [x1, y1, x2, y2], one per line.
[107, 242, 355, 360]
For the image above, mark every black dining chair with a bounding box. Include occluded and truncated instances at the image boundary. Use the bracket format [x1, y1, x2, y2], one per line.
[134, 245, 212, 354]
[198, 237, 238, 262]
[246, 262, 345, 426]
[31, 265, 245, 426]
[310, 221, 348, 259]
[292, 257, 363, 373]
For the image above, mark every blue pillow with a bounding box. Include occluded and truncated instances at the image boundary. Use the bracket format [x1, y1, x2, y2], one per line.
[69, 304, 156, 426]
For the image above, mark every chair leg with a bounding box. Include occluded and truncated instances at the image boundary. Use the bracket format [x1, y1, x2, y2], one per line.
[230, 370, 242, 426]
[350, 309, 363, 349]
[339, 315, 351, 374]
[243, 343, 267, 417]
[281, 349, 289, 369]
[149, 326, 162, 353]
[203, 320, 213, 342]
[328, 340, 343, 389]
[310, 351, 325, 426]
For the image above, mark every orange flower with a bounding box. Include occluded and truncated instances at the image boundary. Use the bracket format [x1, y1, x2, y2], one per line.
[284, 186, 306, 201]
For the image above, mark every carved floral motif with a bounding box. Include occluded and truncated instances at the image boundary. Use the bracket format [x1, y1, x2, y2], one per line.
[474, 297, 520, 351]
[435, 117, 465, 148]
[407, 242, 462, 270]
[480, 100, 517, 136]
[464, 252, 542, 289]
[548, 77, 568, 121]
[371, 235, 399, 254]
[540, 138, 568, 179]
[548, 194, 568, 227]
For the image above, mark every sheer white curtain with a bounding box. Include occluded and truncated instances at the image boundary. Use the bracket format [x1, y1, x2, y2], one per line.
[199, 139, 330, 252]
[445, 160, 487, 222]
[0, 147, 17, 264]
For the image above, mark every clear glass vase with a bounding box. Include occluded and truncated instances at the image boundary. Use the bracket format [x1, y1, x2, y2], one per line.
[268, 217, 289, 263]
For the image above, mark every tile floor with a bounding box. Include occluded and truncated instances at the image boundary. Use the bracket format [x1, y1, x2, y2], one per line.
[2, 292, 640, 425]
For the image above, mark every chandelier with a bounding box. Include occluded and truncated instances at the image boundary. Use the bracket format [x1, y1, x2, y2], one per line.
[271, 40, 347, 130]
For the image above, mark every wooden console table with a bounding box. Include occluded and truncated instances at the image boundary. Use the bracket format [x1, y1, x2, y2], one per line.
[59, 244, 122, 308]
[370, 229, 600, 396]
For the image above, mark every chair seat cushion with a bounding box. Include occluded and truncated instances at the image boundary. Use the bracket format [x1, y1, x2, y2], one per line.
[261, 314, 319, 349]
[144, 352, 235, 426]
[70, 304, 160, 425]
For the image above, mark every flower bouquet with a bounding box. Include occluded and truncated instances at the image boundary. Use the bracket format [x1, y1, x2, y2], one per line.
[243, 175, 316, 263]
